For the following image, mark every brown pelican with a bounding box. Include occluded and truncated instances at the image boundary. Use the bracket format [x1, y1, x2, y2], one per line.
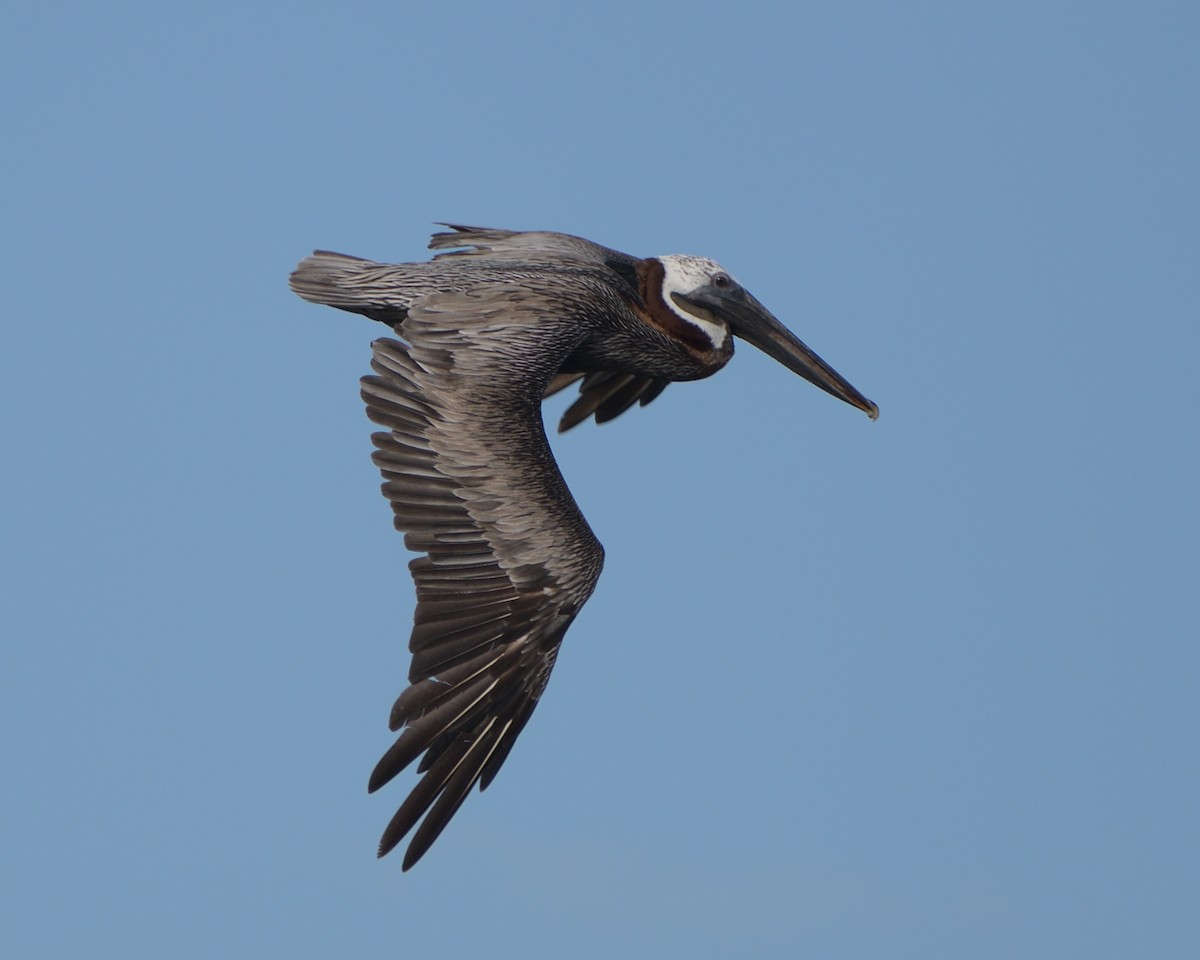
[289, 224, 877, 870]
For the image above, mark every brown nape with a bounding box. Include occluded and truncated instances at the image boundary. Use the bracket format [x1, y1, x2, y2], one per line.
[633, 258, 721, 354]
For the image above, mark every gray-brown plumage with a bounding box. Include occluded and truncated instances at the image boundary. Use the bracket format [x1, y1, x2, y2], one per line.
[289, 224, 877, 870]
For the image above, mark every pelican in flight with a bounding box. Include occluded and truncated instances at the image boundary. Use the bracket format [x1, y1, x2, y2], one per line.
[290, 224, 877, 869]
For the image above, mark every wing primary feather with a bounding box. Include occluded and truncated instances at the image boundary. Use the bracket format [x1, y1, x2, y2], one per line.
[478, 698, 539, 790]
[557, 373, 634, 431]
[409, 630, 511, 679]
[594, 376, 662, 423]
[389, 650, 514, 727]
[377, 738, 472, 859]
[556, 372, 671, 431]
[543, 371, 584, 399]
[400, 718, 510, 871]
[413, 571, 515, 594]
[639, 379, 669, 406]
[369, 675, 502, 792]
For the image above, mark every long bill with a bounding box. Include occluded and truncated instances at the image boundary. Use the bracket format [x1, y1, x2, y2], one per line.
[727, 291, 879, 420]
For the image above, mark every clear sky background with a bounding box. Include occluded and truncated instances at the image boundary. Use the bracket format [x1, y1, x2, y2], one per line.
[4, 2, 1197, 957]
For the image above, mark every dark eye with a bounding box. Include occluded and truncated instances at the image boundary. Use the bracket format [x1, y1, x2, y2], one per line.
[713, 272, 732, 289]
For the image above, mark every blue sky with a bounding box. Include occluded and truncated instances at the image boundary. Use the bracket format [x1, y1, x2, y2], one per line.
[4, 1, 1197, 956]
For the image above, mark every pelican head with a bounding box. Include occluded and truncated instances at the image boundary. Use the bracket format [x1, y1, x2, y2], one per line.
[658, 254, 878, 419]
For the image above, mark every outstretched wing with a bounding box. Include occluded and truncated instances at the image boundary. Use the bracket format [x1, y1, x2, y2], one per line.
[359, 291, 605, 870]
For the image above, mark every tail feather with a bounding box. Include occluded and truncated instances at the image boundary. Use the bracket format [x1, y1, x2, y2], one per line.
[289, 250, 411, 325]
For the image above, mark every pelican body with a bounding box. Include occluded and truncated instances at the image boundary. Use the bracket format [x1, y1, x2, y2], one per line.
[290, 224, 877, 869]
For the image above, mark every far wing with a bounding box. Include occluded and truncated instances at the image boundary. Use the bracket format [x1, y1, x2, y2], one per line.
[428, 223, 639, 272]
[543, 370, 671, 432]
